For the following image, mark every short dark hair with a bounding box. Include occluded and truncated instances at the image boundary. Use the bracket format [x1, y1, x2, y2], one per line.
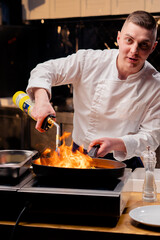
[126, 11, 157, 31]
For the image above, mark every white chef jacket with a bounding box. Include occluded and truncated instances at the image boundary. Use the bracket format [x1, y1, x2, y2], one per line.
[27, 49, 160, 161]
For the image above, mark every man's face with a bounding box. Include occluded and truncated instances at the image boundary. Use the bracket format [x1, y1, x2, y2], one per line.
[117, 22, 157, 75]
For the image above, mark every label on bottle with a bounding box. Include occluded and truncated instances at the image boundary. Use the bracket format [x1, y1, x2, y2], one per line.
[22, 101, 33, 116]
[12, 91, 34, 117]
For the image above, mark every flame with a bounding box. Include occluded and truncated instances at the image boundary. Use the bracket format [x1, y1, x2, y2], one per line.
[35, 132, 93, 168]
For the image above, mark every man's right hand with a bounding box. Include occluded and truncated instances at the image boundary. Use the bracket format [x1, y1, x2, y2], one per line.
[31, 88, 56, 132]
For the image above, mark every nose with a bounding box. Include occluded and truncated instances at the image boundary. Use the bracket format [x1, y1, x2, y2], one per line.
[130, 43, 139, 54]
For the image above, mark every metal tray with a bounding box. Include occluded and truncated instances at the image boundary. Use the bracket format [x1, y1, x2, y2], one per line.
[0, 150, 38, 179]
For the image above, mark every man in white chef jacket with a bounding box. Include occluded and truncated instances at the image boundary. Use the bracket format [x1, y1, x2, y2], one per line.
[26, 10, 160, 170]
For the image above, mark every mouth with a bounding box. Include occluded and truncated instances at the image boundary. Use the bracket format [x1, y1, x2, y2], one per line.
[128, 57, 138, 63]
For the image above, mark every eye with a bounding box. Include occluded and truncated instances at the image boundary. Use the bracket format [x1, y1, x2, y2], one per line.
[125, 37, 133, 44]
[139, 42, 150, 50]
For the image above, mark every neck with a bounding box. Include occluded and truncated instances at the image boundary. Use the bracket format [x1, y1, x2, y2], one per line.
[118, 71, 128, 80]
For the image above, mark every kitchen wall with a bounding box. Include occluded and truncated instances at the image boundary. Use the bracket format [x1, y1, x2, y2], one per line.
[21, 0, 160, 20]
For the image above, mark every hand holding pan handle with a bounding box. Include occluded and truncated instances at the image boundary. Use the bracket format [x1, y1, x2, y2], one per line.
[88, 144, 100, 158]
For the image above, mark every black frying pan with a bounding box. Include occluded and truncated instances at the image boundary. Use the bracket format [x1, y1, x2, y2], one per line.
[32, 158, 126, 180]
[32, 145, 126, 181]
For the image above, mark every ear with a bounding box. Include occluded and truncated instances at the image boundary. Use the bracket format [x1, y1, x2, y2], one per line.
[117, 31, 121, 45]
[150, 41, 158, 53]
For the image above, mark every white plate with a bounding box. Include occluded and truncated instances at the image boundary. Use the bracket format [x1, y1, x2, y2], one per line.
[129, 205, 160, 227]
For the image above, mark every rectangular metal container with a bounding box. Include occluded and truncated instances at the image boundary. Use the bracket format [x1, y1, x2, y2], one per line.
[0, 150, 38, 179]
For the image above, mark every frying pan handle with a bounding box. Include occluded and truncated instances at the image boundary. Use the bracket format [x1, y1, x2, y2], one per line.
[88, 144, 100, 158]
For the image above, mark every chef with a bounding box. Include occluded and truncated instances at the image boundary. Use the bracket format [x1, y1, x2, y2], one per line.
[26, 10, 160, 170]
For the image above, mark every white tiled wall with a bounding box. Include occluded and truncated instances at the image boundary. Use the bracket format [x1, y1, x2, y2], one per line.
[81, 0, 111, 17]
[22, 0, 160, 20]
[111, 0, 145, 15]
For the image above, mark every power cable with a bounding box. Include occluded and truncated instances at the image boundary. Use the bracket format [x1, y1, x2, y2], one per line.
[9, 201, 32, 240]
